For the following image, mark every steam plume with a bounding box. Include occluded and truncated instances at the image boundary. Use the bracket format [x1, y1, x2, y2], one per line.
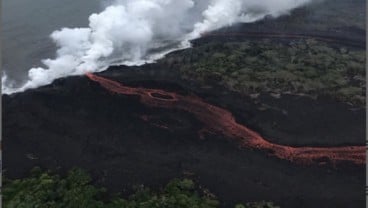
[2, 0, 311, 94]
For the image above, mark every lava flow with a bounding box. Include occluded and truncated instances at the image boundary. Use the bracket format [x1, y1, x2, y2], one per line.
[86, 73, 365, 166]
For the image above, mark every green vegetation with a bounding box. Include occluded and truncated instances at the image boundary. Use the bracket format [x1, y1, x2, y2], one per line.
[3, 167, 279, 208]
[161, 38, 365, 105]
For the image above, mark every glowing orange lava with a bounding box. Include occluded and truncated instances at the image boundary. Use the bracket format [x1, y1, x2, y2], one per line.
[86, 73, 365, 166]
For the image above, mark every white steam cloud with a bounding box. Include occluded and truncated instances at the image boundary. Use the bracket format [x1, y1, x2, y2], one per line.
[2, 0, 311, 94]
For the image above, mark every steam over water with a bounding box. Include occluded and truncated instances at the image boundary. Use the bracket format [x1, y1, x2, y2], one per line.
[2, 0, 311, 94]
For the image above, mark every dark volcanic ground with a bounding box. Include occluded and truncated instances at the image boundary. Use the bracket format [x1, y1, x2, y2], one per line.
[3, 1, 366, 207]
[3, 65, 365, 208]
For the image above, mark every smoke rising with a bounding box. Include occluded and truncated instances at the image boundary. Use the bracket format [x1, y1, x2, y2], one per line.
[2, 0, 311, 94]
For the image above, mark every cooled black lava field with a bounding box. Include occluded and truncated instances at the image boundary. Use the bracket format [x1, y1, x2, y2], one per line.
[3, 1, 366, 208]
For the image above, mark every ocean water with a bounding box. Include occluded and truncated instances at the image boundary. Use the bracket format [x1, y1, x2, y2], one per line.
[2, 0, 365, 90]
[2, 0, 104, 86]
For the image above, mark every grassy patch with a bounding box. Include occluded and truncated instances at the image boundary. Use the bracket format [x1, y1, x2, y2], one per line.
[161, 38, 365, 106]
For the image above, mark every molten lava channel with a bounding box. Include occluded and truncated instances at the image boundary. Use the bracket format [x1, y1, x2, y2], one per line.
[86, 73, 365, 166]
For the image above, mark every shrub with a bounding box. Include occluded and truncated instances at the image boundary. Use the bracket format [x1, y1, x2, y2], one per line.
[4, 168, 279, 208]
